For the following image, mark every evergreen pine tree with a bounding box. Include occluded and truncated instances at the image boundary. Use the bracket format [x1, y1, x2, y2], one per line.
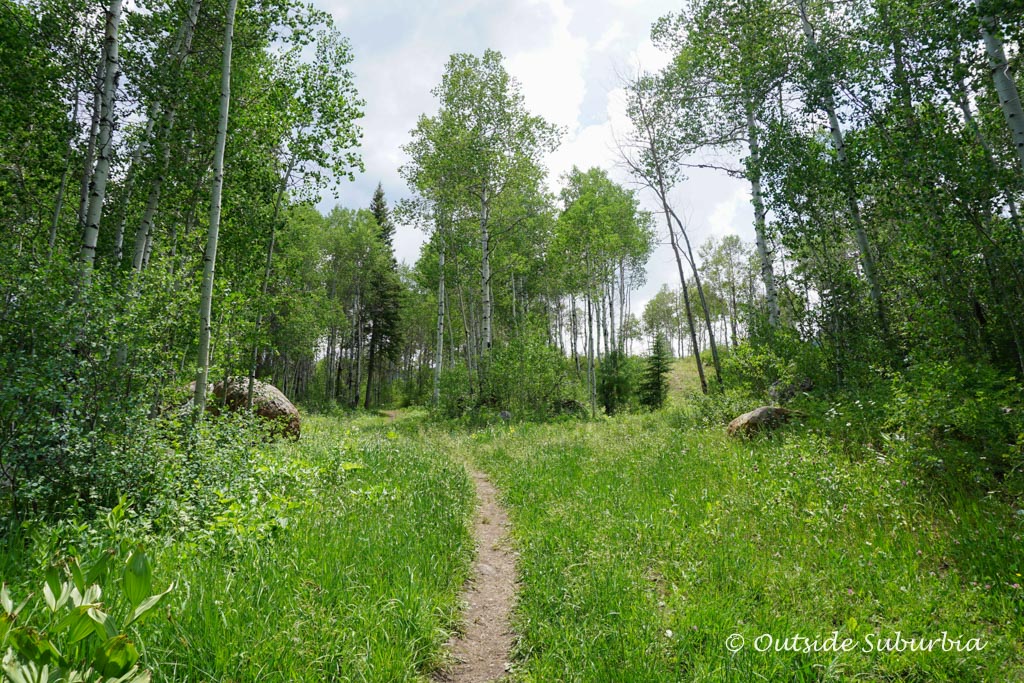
[364, 183, 402, 408]
[370, 182, 395, 247]
[639, 333, 672, 410]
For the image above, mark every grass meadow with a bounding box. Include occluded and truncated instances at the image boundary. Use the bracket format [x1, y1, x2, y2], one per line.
[143, 412, 476, 681]
[455, 408, 1023, 682]
[3, 370, 1022, 681]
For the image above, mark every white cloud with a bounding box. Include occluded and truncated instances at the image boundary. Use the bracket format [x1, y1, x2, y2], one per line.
[628, 37, 671, 74]
[594, 21, 625, 52]
[708, 187, 752, 238]
[311, 0, 749, 285]
[505, 0, 588, 132]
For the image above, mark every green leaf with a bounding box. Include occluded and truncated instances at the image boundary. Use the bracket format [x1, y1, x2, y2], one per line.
[122, 551, 152, 608]
[42, 569, 61, 611]
[62, 607, 97, 645]
[86, 608, 117, 641]
[9, 629, 59, 666]
[1, 586, 12, 616]
[41, 584, 55, 614]
[69, 560, 86, 594]
[0, 653, 47, 683]
[85, 551, 114, 586]
[93, 635, 139, 678]
[124, 583, 173, 627]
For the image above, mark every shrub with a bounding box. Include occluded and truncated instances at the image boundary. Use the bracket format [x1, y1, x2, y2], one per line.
[597, 350, 635, 415]
[887, 358, 1023, 484]
[1, 499, 173, 682]
[481, 333, 584, 421]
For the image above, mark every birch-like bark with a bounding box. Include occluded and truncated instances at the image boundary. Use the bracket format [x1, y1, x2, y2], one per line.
[664, 206, 707, 395]
[634, 96, 707, 392]
[354, 289, 363, 408]
[570, 293, 580, 376]
[77, 56, 104, 231]
[480, 187, 492, 352]
[608, 279, 617, 353]
[585, 262, 597, 417]
[80, 0, 123, 281]
[798, 3, 885, 325]
[667, 205, 722, 385]
[744, 105, 780, 327]
[977, 0, 1024, 173]
[433, 238, 445, 406]
[194, 0, 237, 413]
[133, 0, 201, 272]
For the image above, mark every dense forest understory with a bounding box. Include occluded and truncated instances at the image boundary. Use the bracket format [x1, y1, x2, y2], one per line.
[3, 0, 1024, 679]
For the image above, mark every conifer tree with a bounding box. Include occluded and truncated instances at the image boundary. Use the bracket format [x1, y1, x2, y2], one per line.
[639, 333, 672, 410]
[364, 183, 402, 408]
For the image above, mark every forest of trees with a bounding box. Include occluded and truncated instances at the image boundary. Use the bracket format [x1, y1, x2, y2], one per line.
[2, 0, 1023, 678]
[616, 0, 1024, 401]
[2, 0, 1023, 516]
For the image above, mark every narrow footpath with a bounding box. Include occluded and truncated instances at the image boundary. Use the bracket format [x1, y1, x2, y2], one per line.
[438, 469, 517, 682]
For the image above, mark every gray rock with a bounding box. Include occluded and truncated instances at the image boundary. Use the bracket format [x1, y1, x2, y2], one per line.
[727, 406, 802, 437]
[214, 378, 301, 439]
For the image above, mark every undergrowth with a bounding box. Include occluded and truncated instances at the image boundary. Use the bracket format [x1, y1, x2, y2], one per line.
[462, 415, 1023, 682]
[2, 412, 474, 682]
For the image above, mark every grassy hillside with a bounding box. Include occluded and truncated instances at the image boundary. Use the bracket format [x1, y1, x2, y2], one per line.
[452, 412, 1023, 682]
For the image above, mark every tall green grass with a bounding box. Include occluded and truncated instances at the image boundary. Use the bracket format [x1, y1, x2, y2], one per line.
[463, 414, 1023, 682]
[142, 413, 474, 681]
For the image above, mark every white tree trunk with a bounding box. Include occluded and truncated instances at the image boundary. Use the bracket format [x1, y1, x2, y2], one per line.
[480, 188, 492, 352]
[744, 106, 780, 328]
[80, 0, 123, 281]
[956, 73, 1021, 224]
[77, 56, 105, 232]
[798, 4, 885, 323]
[194, 0, 237, 412]
[977, 3, 1024, 173]
[433, 239, 445, 406]
[133, 0, 201, 272]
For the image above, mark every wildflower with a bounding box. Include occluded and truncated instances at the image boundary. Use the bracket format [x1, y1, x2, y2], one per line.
[665, 629, 674, 638]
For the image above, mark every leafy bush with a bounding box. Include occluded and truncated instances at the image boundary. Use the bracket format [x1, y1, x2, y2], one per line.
[436, 333, 585, 422]
[887, 359, 1023, 485]
[0, 260, 196, 521]
[1, 500, 173, 683]
[720, 332, 827, 399]
[481, 333, 585, 420]
[597, 350, 636, 415]
[435, 362, 475, 420]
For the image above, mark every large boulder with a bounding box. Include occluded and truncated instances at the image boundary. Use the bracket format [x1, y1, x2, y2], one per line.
[214, 378, 300, 439]
[726, 406, 801, 437]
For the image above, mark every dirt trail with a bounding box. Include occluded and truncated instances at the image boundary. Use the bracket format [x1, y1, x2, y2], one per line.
[437, 469, 516, 682]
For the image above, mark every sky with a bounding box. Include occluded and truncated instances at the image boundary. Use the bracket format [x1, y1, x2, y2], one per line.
[313, 0, 756, 310]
